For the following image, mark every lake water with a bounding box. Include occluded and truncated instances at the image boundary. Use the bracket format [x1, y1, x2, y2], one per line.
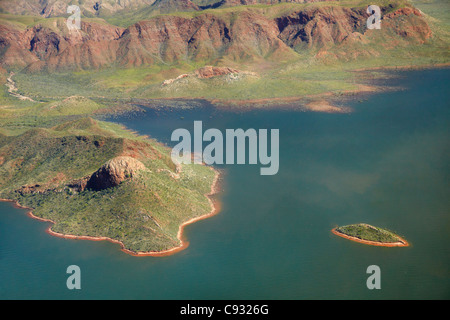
[0, 69, 449, 299]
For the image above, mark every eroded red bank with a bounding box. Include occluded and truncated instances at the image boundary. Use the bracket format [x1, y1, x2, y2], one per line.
[331, 228, 409, 247]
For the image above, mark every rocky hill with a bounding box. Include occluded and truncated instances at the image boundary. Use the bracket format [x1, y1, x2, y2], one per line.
[86, 156, 147, 190]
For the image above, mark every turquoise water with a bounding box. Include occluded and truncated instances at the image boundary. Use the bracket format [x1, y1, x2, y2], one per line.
[0, 69, 449, 299]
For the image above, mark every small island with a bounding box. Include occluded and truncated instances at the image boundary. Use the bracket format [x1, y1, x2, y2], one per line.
[332, 224, 409, 247]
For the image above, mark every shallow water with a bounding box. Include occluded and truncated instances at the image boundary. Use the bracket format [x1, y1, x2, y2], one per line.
[1, 69, 449, 299]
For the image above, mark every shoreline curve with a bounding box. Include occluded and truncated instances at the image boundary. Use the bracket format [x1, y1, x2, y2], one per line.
[0, 168, 222, 257]
[331, 228, 409, 247]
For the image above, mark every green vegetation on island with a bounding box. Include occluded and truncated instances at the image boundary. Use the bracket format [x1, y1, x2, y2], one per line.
[334, 224, 408, 245]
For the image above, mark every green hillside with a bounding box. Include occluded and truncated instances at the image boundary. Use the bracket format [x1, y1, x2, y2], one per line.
[0, 117, 217, 253]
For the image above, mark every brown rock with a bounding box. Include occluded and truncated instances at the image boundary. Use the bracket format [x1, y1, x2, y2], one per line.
[195, 66, 240, 78]
[16, 184, 42, 195]
[67, 177, 89, 192]
[277, 6, 366, 49]
[384, 7, 422, 19]
[383, 7, 432, 43]
[86, 156, 146, 190]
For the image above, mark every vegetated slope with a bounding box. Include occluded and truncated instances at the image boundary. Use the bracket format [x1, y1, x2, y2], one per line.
[0, 117, 217, 253]
[0, 94, 114, 130]
[0, 0, 158, 18]
[0, 1, 436, 72]
[196, 0, 337, 9]
[0, 0, 327, 17]
[151, 0, 200, 13]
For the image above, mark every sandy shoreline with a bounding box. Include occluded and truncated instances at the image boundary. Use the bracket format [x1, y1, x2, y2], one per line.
[351, 62, 450, 73]
[331, 228, 409, 247]
[0, 168, 222, 257]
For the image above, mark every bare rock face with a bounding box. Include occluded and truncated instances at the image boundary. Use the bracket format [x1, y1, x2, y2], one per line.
[162, 66, 257, 86]
[86, 156, 146, 190]
[195, 66, 240, 78]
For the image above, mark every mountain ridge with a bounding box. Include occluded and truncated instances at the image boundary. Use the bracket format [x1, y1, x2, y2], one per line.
[0, 0, 334, 18]
[0, 2, 434, 72]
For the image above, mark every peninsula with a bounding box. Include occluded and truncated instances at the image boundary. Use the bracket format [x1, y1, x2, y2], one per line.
[0, 117, 220, 255]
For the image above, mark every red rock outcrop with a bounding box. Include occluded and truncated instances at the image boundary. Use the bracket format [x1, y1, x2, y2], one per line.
[383, 7, 432, 43]
[195, 66, 240, 78]
[277, 6, 367, 49]
[86, 156, 147, 191]
[162, 66, 256, 85]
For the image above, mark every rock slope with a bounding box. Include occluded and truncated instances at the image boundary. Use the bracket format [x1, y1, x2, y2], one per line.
[0, 3, 433, 71]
